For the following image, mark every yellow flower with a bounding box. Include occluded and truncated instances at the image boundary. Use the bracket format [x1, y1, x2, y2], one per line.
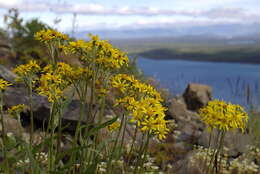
[112, 73, 169, 140]
[140, 117, 158, 133]
[62, 40, 91, 55]
[0, 78, 11, 90]
[111, 74, 131, 93]
[97, 88, 108, 97]
[80, 35, 129, 69]
[107, 121, 121, 132]
[35, 29, 68, 43]
[13, 60, 41, 82]
[37, 62, 73, 103]
[115, 96, 138, 111]
[88, 34, 99, 42]
[199, 99, 248, 132]
[70, 67, 93, 82]
[8, 104, 27, 116]
[56, 62, 74, 77]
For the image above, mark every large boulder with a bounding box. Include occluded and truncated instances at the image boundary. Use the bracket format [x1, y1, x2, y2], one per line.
[2, 86, 92, 132]
[3, 86, 50, 122]
[0, 114, 25, 137]
[183, 83, 212, 111]
[0, 64, 17, 84]
[166, 98, 187, 120]
[167, 98, 204, 143]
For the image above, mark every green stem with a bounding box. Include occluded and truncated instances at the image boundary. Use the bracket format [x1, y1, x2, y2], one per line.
[0, 91, 10, 174]
[206, 130, 221, 174]
[94, 95, 106, 146]
[77, 100, 85, 173]
[56, 104, 62, 165]
[133, 134, 146, 174]
[84, 77, 95, 163]
[87, 72, 98, 163]
[49, 43, 56, 66]
[203, 131, 212, 173]
[107, 114, 125, 174]
[28, 82, 34, 147]
[138, 134, 150, 174]
[88, 69, 96, 124]
[214, 131, 226, 174]
[75, 100, 85, 144]
[119, 113, 127, 152]
[48, 102, 56, 172]
[127, 126, 138, 165]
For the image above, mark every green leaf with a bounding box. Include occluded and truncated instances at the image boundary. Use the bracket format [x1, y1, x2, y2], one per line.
[84, 116, 118, 138]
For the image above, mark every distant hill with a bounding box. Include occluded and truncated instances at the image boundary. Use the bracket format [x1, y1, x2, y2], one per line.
[76, 22, 260, 39]
[75, 23, 260, 64]
[112, 36, 260, 65]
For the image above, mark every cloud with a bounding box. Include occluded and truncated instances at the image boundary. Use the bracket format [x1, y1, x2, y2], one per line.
[72, 15, 258, 31]
[203, 8, 246, 18]
[0, 0, 258, 20]
[114, 18, 248, 30]
[0, 0, 259, 32]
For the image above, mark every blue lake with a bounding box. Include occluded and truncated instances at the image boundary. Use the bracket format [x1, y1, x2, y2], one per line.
[137, 57, 260, 108]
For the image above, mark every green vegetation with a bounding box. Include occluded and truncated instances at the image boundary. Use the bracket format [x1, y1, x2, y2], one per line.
[249, 111, 260, 148]
[0, 28, 170, 173]
[2, 8, 50, 65]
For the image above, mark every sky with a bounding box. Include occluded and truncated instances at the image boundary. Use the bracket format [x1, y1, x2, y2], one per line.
[0, 0, 259, 34]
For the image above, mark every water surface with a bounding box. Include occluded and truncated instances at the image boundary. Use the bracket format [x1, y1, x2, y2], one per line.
[138, 57, 260, 108]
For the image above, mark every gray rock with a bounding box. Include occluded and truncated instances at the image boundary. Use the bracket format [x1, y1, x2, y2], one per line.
[183, 83, 212, 111]
[0, 64, 17, 84]
[167, 98, 187, 120]
[3, 86, 91, 132]
[169, 151, 204, 174]
[3, 87, 50, 122]
[198, 129, 251, 157]
[0, 114, 25, 137]
[167, 98, 204, 144]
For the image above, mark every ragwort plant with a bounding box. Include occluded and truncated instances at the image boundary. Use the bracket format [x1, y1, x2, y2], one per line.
[0, 78, 12, 173]
[0, 28, 252, 174]
[0, 29, 252, 174]
[198, 99, 249, 174]
[0, 29, 170, 173]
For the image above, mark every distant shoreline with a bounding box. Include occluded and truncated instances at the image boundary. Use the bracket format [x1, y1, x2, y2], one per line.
[138, 56, 260, 65]
[133, 48, 260, 65]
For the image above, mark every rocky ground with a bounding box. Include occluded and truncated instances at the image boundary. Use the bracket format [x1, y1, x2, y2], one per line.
[0, 36, 259, 173]
[0, 63, 258, 173]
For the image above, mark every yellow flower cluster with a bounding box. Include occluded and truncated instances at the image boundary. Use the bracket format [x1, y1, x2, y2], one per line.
[63, 35, 129, 70]
[199, 100, 248, 132]
[13, 60, 41, 81]
[112, 74, 162, 101]
[13, 60, 41, 77]
[93, 36, 129, 69]
[0, 78, 11, 90]
[134, 97, 168, 140]
[8, 104, 27, 116]
[69, 67, 93, 82]
[107, 121, 121, 132]
[95, 46, 129, 69]
[37, 62, 73, 103]
[44, 62, 73, 77]
[112, 74, 169, 140]
[38, 62, 95, 102]
[64, 40, 89, 54]
[35, 29, 68, 43]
